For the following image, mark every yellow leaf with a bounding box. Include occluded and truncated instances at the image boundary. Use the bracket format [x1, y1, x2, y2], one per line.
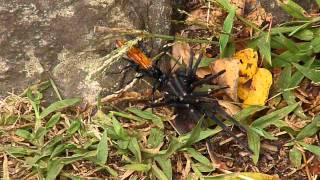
[242, 68, 272, 108]
[238, 83, 250, 100]
[234, 48, 258, 84]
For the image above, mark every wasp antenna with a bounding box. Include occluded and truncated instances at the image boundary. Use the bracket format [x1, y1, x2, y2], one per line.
[191, 53, 204, 76]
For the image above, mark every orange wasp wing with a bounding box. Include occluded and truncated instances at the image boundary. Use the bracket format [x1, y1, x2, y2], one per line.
[115, 40, 152, 69]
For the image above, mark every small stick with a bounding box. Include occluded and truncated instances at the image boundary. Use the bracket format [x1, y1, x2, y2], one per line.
[93, 78, 138, 105]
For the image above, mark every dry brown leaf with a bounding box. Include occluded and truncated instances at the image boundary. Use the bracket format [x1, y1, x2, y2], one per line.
[246, 4, 271, 26]
[186, 6, 223, 37]
[218, 100, 241, 116]
[230, 0, 245, 16]
[196, 67, 211, 78]
[285, 116, 310, 131]
[210, 58, 240, 101]
[171, 42, 212, 78]
[172, 41, 191, 67]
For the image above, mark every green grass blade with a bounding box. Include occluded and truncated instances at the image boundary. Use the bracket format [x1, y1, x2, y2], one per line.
[219, 7, 235, 57]
[186, 116, 203, 146]
[50, 144, 77, 159]
[111, 115, 128, 140]
[60, 151, 97, 164]
[258, 33, 272, 66]
[293, 29, 314, 41]
[123, 163, 151, 172]
[292, 63, 320, 83]
[147, 128, 164, 148]
[252, 103, 299, 128]
[290, 57, 315, 87]
[311, 37, 320, 53]
[111, 111, 144, 122]
[66, 120, 81, 136]
[247, 129, 260, 164]
[46, 112, 61, 129]
[47, 159, 64, 180]
[280, 0, 309, 20]
[298, 142, 320, 156]
[235, 106, 266, 124]
[296, 116, 320, 140]
[128, 137, 142, 162]
[154, 156, 172, 180]
[40, 98, 81, 119]
[96, 130, 109, 164]
[152, 164, 169, 180]
[184, 148, 212, 167]
[289, 147, 302, 168]
[5, 147, 33, 156]
[15, 129, 33, 140]
[49, 78, 63, 101]
[127, 108, 164, 129]
[34, 127, 47, 145]
[163, 137, 184, 159]
[214, 0, 233, 11]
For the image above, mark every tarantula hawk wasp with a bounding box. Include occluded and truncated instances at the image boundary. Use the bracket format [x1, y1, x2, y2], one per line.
[115, 40, 166, 94]
[115, 39, 250, 151]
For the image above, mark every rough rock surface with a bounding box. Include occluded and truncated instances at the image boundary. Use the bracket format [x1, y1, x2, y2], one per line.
[0, 0, 171, 103]
[258, 0, 316, 24]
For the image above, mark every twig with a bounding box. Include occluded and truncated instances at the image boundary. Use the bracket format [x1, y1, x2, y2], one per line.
[93, 78, 138, 105]
[219, 133, 245, 146]
[0, 123, 34, 131]
[285, 155, 314, 177]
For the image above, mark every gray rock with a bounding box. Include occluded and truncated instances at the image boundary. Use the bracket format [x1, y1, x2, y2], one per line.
[258, 0, 316, 24]
[0, 0, 171, 103]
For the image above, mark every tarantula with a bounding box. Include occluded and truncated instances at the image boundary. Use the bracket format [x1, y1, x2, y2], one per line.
[144, 52, 248, 148]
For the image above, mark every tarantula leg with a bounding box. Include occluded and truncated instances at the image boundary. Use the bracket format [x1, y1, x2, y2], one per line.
[173, 74, 187, 97]
[213, 104, 247, 133]
[204, 109, 250, 151]
[167, 79, 182, 98]
[190, 70, 226, 89]
[190, 86, 229, 97]
[191, 53, 203, 76]
[186, 50, 195, 77]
